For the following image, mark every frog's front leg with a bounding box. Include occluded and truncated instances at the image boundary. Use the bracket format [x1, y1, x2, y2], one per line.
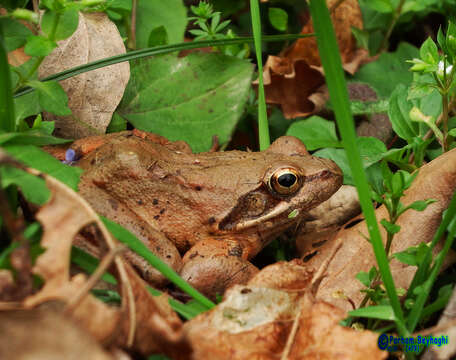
[180, 238, 259, 299]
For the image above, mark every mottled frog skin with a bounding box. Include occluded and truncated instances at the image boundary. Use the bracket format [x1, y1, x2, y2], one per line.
[71, 130, 342, 297]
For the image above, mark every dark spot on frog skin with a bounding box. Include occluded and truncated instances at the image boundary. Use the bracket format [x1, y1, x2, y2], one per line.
[228, 245, 243, 257]
[154, 215, 159, 220]
[195, 185, 202, 191]
[108, 198, 118, 211]
[153, 199, 159, 205]
[166, 255, 172, 258]
[160, 208, 165, 214]
[90, 159, 95, 165]
[208, 217, 216, 225]
[189, 252, 199, 260]
[137, 199, 143, 205]
[156, 246, 161, 252]
[241, 288, 252, 294]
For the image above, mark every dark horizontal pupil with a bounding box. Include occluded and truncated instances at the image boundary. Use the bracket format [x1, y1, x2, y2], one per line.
[277, 173, 297, 188]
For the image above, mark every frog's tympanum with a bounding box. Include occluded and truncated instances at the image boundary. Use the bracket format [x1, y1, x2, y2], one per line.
[71, 130, 342, 298]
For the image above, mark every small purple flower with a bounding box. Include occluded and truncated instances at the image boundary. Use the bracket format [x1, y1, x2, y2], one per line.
[62, 148, 79, 165]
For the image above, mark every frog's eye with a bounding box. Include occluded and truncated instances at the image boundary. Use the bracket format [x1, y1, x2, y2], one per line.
[268, 167, 301, 195]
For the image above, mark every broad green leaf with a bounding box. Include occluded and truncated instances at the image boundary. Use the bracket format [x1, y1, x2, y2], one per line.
[116, 53, 254, 152]
[28, 80, 72, 116]
[315, 137, 386, 185]
[349, 305, 396, 321]
[136, 0, 187, 48]
[41, 8, 79, 41]
[268, 7, 288, 32]
[24, 35, 57, 57]
[353, 42, 419, 98]
[3, 145, 81, 190]
[363, 0, 393, 13]
[106, 113, 127, 133]
[388, 84, 418, 142]
[0, 18, 32, 51]
[148, 26, 168, 47]
[286, 116, 341, 151]
[0, 166, 50, 205]
[14, 91, 41, 124]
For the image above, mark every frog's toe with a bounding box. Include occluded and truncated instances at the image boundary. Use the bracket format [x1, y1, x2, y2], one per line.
[180, 255, 258, 300]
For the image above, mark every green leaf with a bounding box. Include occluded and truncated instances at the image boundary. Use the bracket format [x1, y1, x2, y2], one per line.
[286, 116, 341, 151]
[0, 130, 70, 146]
[380, 219, 401, 234]
[356, 270, 370, 287]
[0, 18, 33, 51]
[148, 26, 168, 47]
[0, 22, 16, 132]
[446, 22, 456, 59]
[106, 113, 127, 133]
[407, 199, 436, 212]
[3, 145, 81, 190]
[388, 84, 418, 142]
[14, 91, 41, 124]
[28, 80, 71, 116]
[135, 0, 187, 48]
[353, 42, 419, 98]
[420, 37, 439, 65]
[268, 7, 288, 32]
[363, 0, 393, 13]
[0, 166, 50, 205]
[349, 305, 396, 321]
[41, 8, 79, 41]
[116, 53, 253, 152]
[24, 35, 57, 57]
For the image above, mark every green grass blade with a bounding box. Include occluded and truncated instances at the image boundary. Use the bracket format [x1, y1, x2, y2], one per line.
[249, 0, 270, 150]
[308, 0, 409, 337]
[102, 216, 215, 310]
[0, 22, 16, 132]
[14, 34, 313, 98]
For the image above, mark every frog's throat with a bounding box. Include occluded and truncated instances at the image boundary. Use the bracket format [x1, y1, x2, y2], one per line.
[231, 201, 295, 231]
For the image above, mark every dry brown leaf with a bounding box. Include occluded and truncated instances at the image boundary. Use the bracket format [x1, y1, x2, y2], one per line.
[0, 150, 184, 356]
[284, 0, 364, 70]
[39, 12, 130, 138]
[305, 148, 456, 311]
[183, 261, 385, 360]
[0, 305, 115, 360]
[288, 294, 386, 360]
[258, 0, 366, 119]
[259, 56, 325, 119]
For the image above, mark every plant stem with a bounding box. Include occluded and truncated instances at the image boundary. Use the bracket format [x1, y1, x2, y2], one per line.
[378, 0, 406, 53]
[442, 91, 449, 152]
[128, 0, 137, 50]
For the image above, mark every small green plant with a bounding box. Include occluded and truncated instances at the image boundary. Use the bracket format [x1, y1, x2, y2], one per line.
[189, 1, 248, 58]
[355, 166, 436, 310]
[407, 22, 456, 153]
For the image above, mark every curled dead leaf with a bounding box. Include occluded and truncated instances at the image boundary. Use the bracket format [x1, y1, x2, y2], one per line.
[183, 261, 386, 360]
[257, 0, 367, 119]
[39, 12, 130, 138]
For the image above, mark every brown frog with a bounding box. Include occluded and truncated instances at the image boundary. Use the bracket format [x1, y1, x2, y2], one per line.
[67, 130, 342, 298]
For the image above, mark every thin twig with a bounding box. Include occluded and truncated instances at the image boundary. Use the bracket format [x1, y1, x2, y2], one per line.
[65, 244, 126, 312]
[280, 300, 302, 360]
